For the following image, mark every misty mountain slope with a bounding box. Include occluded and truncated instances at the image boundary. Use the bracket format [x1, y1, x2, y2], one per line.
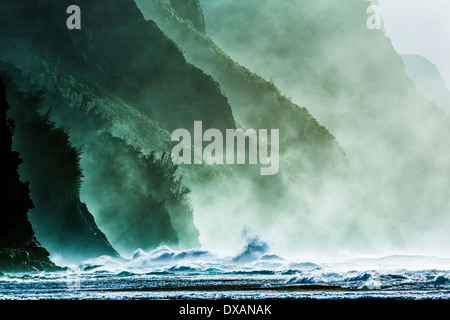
[3, 1, 324, 256]
[0, 0, 237, 187]
[3, 74, 119, 262]
[0, 0, 241, 255]
[79, 132, 200, 253]
[0, 61, 202, 255]
[196, 0, 450, 253]
[199, 0, 450, 149]
[168, 0, 206, 34]
[35, 65, 201, 252]
[136, 0, 348, 176]
[0, 76, 60, 271]
[134, 1, 381, 255]
[0, 0, 235, 133]
[3, 0, 447, 258]
[401, 54, 450, 115]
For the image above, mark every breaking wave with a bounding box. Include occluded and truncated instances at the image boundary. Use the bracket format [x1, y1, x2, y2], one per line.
[2, 231, 450, 300]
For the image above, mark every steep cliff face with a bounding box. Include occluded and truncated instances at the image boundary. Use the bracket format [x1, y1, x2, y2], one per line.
[3, 75, 118, 263]
[0, 76, 59, 272]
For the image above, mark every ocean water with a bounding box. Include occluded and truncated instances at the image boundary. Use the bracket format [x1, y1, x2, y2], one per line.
[1, 246, 450, 300]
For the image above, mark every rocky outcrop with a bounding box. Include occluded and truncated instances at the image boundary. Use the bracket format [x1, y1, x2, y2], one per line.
[3, 74, 119, 263]
[0, 76, 60, 272]
[0, 244, 61, 272]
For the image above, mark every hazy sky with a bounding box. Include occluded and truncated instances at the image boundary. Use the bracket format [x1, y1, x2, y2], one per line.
[378, 0, 450, 88]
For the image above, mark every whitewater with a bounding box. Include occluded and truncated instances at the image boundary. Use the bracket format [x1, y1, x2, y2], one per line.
[1, 240, 450, 300]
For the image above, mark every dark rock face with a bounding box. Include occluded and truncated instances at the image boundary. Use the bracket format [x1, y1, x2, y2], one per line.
[0, 76, 59, 272]
[0, 243, 61, 272]
[0, 80, 34, 248]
